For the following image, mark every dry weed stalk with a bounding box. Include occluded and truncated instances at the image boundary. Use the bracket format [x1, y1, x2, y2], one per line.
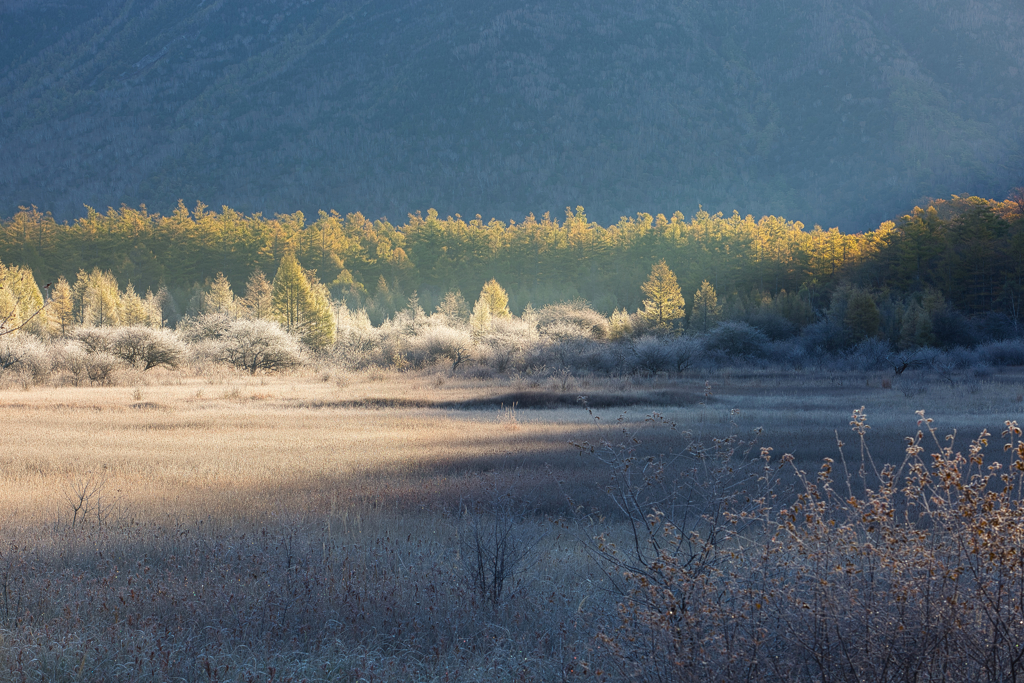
[584, 404, 1024, 682]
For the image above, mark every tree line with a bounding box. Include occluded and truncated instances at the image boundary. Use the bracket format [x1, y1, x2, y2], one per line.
[1, 193, 1022, 342]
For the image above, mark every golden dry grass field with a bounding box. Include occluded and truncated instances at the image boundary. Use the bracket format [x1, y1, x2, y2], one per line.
[0, 366, 1022, 680]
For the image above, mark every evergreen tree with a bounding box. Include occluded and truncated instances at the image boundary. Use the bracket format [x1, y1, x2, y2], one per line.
[0, 261, 48, 336]
[692, 280, 722, 333]
[435, 289, 470, 322]
[272, 252, 314, 332]
[239, 270, 273, 320]
[844, 290, 881, 341]
[121, 282, 150, 326]
[477, 279, 511, 318]
[470, 297, 492, 338]
[641, 261, 686, 330]
[144, 288, 165, 327]
[271, 252, 336, 350]
[205, 272, 236, 316]
[75, 268, 121, 327]
[49, 276, 75, 336]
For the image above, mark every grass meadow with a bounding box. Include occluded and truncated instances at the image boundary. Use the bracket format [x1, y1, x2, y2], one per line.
[1, 365, 1023, 681]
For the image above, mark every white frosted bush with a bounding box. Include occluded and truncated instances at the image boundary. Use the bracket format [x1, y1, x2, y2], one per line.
[536, 302, 609, 340]
[109, 327, 184, 370]
[0, 336, 52, 383]
[217, 319, 303, 374]
[408, 325, 473, 370]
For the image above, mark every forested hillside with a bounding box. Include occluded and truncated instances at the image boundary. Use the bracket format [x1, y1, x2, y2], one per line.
[1, 0, 1022, 229]
[2, 194, 1022, 334]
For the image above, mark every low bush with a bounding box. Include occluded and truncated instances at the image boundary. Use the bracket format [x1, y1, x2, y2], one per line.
[976, 338, 1024, 366]
[536, 301, 609, 341]
[217, 319, 303, 374]
[701, 320, 770, 358]
[109, 326, 184, 370]
[0, 336, 51, 383]
[586, 409, 1024, 682]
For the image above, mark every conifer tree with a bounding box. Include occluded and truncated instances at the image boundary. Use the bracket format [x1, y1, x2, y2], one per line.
[692, 280, 722, 333]
[78, 268, 122, 327]
[435, 290, 470, 322]
[121, 282, 150, 326]
[477, 279, 511, 318]
[271, 252, 336, 349]
[240, 270, 273, 320]
[205, 272, 236, 316]
[49, 276, 75, 336]
[0, 261, 48, 336]
[470, 297, 492, 339]
[272, 252, 314, 331]
[641, 260, 686, 330]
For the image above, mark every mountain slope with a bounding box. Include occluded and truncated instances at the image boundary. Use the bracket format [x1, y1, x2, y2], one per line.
[1, 0, 1022, 229]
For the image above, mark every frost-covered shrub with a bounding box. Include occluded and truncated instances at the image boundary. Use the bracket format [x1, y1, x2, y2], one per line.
[796, 319, 846, 354]
[109, 327, 184, 370]
[844, 337, 893, 372]
[0, 336, 52, 383]
[976, 339, 1024, 367]
[82, 352, 121, 385]
[407, 325, 473, 370]
[631, 335, 675, 375]
[938, 345, 979, 370]
[763, 340, 807, 368]
[175, 313, 233, 343]
[701, 321, 770, 358]
[72, 327, 113, 354]
[479, 318, 540, 372]
[536, 302, 609, 340]
[746, 309, 798, 340]
[217, 319, 303, 374]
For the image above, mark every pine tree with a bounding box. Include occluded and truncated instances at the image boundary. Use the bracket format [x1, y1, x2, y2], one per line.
[49, 276, 75, 336]
[0, 262, 48, 336]
[272, 252, 314, 331]
[239, 270, 273, 320]
[79, 268, 121, 327]
[844, 290, 881, 341]
[205, 272, 236, 317]
[692, 280, 722, 333]
[271, 252, 335, 349]
[144, 288, 165, 327]
[121, 282, 150, 326]
[470, 297, 492, 338]
[478, 279, 511, 318]
[71, 270, 89, 325]
[641, 261, 686, 330]
[435, 290, 470, 322]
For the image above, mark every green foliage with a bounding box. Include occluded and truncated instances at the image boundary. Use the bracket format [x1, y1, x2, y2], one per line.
[844, 289, 882, 341]
[0, 259, 47, 336]
[270, 252, 336, 350]
[477, 279, 511, 319]
[691, 280, 722, 333]
[640, 261, 686, 331]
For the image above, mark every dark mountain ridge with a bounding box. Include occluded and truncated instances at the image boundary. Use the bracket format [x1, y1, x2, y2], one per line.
[1, 0, 1022, 230]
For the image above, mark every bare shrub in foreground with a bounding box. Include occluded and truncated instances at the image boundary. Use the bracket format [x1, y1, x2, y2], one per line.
[584, 408, 1024, 682]
[457, 485, 542, 605]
